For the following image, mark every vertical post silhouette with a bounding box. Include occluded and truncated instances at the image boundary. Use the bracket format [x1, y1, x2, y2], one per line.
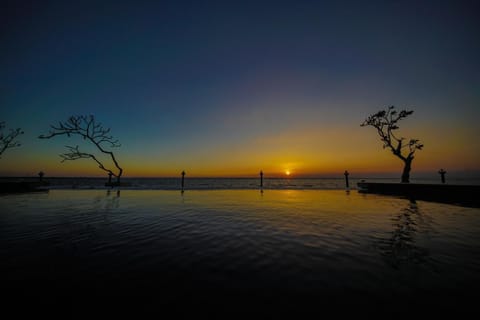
[38, 171, 44, 182]
[260, 170, 264, 192]
[181, 170, 186, 193]
[108, 172, 113, 184]
[344, 170, 350, 189]
[438, 169, 446, 184]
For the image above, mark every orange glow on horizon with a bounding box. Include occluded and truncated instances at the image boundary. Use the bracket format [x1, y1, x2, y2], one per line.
[0, 120, 478, 178]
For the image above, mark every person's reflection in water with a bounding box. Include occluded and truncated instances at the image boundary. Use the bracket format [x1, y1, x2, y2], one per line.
[377, 199, 430, 269]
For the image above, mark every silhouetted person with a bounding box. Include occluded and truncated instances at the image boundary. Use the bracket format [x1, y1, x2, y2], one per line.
[108, 172, 113, 184]
[344, 170, 350, 189]
[438, 169, 446, 184]
[38, 171, 44, 182]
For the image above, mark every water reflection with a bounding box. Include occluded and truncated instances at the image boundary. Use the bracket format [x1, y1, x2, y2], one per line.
[105, 189, 120, 210]
[377, 200, 430, 269]
[2, 189, 480, 315]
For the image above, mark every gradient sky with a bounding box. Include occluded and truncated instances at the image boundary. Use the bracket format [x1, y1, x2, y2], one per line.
[1, 0, 479, 178]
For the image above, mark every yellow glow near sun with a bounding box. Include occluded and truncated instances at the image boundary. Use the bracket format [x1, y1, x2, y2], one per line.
[285, 170, 291, 176]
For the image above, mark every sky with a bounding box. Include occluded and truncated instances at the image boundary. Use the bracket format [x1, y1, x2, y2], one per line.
[1, 0, 479, 178]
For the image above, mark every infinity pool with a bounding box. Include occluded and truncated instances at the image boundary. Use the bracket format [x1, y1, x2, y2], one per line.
[1, 190, 479, 316]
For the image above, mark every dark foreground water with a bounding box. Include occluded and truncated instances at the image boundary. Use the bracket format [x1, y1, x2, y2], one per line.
[1, 190, 479, 316]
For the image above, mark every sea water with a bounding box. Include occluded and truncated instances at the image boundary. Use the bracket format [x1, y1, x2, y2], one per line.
[1, 189, 479, 315]
[4, 176, 479, 190]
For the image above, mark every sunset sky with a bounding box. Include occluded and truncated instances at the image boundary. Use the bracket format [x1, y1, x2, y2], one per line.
[1, 0, 479, 178]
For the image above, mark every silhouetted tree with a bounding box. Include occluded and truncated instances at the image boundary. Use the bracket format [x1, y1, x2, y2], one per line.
[39, 115, 123, 182]
[0, 121, 24, 158]
[361, 106, 423, 183]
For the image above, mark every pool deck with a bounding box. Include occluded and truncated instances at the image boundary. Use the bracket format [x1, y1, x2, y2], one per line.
[0, 181, 50, 193]
[357, 181, 480, 207]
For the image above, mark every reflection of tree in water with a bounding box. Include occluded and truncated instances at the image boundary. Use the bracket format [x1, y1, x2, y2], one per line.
[92, 189, 120, 211]
[105, 189, 120, 210]
[378, 200, 431, 269]
[53, 190, 121, 265]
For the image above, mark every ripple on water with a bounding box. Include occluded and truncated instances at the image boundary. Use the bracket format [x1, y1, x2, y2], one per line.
[1, 189, 479, 311]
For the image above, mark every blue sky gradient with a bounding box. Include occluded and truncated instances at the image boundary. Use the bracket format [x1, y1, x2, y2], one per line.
[1, 0, 479, 177]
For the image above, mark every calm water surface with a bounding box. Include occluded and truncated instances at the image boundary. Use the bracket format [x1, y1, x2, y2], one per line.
[1, 190, 479, 315]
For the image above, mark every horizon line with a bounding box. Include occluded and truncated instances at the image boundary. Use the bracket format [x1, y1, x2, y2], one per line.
[1, 175, 479, 180]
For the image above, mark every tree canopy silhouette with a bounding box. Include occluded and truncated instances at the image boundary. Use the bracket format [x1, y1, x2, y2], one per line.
[361, 106, 423, 183]
[39, 115, 123, 182]
[0, 121, 24, 158]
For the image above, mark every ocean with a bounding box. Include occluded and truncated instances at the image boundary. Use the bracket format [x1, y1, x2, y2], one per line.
[3, 176, 479, 190]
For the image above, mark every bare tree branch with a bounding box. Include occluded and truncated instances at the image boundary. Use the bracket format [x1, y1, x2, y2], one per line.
[39, 115, 123, 181]
[0, 121, 24, 158]
[361, 106, 423, 183]
[60, 145, 116, 177]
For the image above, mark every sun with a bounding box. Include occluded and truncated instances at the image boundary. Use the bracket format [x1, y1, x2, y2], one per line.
[285, 170, 291, 176]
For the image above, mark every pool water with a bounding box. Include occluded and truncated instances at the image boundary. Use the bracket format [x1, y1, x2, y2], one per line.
[1, 190, 479, 316]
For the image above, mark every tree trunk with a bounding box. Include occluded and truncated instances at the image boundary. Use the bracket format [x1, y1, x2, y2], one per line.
[401, 157, 413, 183]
